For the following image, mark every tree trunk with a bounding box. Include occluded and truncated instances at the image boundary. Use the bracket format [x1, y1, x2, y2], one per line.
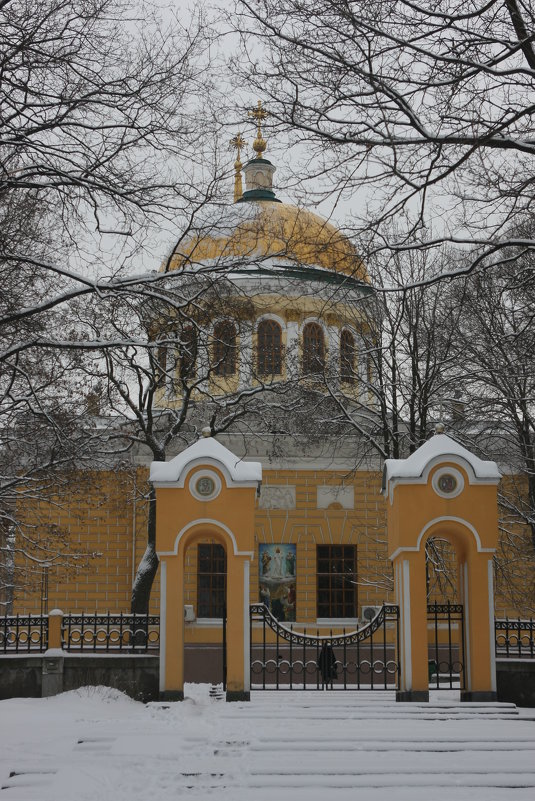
[131, 487, 160, 614]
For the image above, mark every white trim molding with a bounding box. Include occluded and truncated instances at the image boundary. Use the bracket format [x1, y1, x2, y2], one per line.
[159, 560, 167, 692]
[402, 559, 412, 691]
[243, 559, 251, 692]
[157, 518, 254, 559]
[488, 558, 497, 692]
[389, 516, 496, 560]
[463, 563, 471, 691]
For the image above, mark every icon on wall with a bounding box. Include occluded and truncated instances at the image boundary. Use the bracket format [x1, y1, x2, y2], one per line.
[258, 543, 296, 622]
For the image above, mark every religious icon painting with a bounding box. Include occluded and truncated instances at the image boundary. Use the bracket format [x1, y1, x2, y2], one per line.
[258, 543, 296, 622]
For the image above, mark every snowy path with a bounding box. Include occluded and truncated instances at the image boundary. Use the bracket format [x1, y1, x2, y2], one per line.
[1, 686, 534, 801]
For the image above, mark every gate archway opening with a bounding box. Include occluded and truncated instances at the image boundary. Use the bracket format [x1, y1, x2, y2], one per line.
[183, 533, 228, 688]
[425, 532, 463, 691]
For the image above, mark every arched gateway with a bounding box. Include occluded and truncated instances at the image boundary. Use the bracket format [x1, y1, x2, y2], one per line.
[383, 432, 501, 702]
[151, 431, 261, 701]
[152, 429, 501, 702]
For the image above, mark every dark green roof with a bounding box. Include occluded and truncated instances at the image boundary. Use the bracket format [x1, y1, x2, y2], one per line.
[237, 188, 282, 203]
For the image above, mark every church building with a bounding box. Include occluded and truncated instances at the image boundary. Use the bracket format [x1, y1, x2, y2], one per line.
[11, 104, 525, 682]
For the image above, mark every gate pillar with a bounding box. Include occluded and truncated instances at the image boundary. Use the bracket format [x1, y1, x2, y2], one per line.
[150, 432, 261, 701]
[383, 432, 500, 702]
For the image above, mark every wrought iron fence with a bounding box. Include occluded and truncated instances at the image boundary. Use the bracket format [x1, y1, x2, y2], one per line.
[0, 614, 48, 652]
[495, 617, 535, 659]
[427, 602, 465, 690]
[250, 603, 400, 690]
[62, 612, 160, 652]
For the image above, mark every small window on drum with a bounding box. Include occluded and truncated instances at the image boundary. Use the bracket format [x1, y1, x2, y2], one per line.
[303, 322, 325, 375]
[213, 321, 237, 377]
[257, 319, 282, 376]
[340, 330, 355, 384]
[179, 327, 197, 380]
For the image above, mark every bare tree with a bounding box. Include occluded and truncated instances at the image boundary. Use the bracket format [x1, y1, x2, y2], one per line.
[233, 0, 535, 276]
[1, 0, 220, 350]
[305, 243, 463, 461]
[0, 0, 224, 605]
[445, 233, 535, 611]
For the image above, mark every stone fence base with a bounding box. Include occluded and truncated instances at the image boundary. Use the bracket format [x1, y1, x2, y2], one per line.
[0, 653, 159, 702]
[496, 660, 535, 708]
[2, 654, 534, 707]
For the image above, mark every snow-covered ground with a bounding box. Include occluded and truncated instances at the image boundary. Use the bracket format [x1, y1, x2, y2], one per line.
[1, 685, 535, 801]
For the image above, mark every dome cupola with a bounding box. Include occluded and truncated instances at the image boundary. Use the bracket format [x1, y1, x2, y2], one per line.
[237, 101, 281, 204]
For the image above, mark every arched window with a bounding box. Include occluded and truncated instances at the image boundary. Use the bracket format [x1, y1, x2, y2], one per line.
[179, 326, 197, 380]
[302, 322, 325, 375]
[213, 321, 237, 376]
[257, 319, 282, 376]
[340, 329, 355, 384]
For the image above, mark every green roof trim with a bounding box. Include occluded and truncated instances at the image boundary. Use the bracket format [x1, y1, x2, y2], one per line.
[237, 188, 282, 203]
[245, 265, 375, 293]
[245, 157, 273, 166]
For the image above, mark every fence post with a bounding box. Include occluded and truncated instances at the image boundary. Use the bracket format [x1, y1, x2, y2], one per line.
[47, 609, 63, 650]
[42, 609, 64, 697]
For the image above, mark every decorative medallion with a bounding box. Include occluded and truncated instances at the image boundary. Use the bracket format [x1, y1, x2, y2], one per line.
[195, 476, 215, 497]
[189, 470, 221, 501]
[437, 473, 457, 494]
[432, 467, 464, 498]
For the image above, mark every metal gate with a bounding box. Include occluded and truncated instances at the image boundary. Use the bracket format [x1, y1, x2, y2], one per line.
[427, 602, 465, 690]
[250, 603, 400, 690]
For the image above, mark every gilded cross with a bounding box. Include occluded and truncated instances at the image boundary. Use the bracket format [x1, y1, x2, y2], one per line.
[229, 132, 247, 164]
[248, 100, 268, 135]
[248, 100, 268, 158]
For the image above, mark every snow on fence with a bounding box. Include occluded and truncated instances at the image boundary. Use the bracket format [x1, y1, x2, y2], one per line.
[1, 614, 48, 652]
[495, 617, 535, 659]
[63, 612, 160, 652]
[0, 612, 159, 653]
[1, 611, 534, 659]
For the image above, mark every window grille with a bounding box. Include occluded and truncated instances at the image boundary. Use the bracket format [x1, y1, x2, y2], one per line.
[180, 327, 197, 379]
[197, 543, 227, 618]
[340, 329, 355, 384]
[257, 319, 282, 376]
[213, 321, 237, 376]
[317, 545, 357, 618]
[303, 322, 325, 374]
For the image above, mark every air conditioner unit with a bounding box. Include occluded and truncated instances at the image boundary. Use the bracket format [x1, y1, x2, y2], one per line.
[361, 605, 382, 623]
[184, 605, 196, 622]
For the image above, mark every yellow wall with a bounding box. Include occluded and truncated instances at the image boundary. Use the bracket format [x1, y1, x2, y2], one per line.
[12, 464, 531, 621]
[14, 468, 159, 615]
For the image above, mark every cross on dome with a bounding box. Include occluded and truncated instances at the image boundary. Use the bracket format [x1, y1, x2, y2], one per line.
[248, 100, 268, 159]
[229, 132, 247, 202]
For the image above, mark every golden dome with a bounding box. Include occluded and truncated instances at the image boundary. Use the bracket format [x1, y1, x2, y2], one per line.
[165, 201, 368, 281]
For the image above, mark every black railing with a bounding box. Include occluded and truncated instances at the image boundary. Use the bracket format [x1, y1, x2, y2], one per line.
[62, 612, 160, 652]
[0, 614, 48, 652]
[427, 602, 465, 690]
[495, 617, 535, 659]
[250, 603, 400, 690]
